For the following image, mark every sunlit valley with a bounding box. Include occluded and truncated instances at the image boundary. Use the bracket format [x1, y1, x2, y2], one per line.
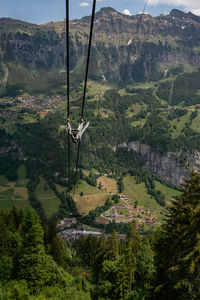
[1, 6, 200, 299]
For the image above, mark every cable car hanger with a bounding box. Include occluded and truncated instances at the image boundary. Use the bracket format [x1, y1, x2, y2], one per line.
[65, 0, 96, 143]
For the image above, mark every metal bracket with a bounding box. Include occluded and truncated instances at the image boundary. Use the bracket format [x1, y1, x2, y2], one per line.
[67, 120, 89, 143]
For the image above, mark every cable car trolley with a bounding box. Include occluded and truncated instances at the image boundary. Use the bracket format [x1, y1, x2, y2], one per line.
[67, 119, 89, 143]
[61, 0, 96, 145]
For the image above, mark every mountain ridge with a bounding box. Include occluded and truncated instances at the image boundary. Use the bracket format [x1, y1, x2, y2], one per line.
[0, 7, 200, 90]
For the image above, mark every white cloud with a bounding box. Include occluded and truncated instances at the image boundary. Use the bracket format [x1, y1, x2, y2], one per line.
[123, 9, 131, 16]
[80, 0, 106, 4]
[148, 0, 199, 6]
[148, 0, 200, 16]
[80, 2, 90, 7]
[190, 8, 200, 15]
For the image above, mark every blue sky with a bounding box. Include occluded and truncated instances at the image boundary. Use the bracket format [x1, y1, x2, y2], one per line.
[0, 0, 200, 24]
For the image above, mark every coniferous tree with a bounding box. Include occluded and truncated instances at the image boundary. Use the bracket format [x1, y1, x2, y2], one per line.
[155, 172, 200, 300]
[44, 221, 71, 267]
[93, 230, 107, 282]
[129, 243, 156, 299]
[98, 259, 124, 300]
[123, 221, 141, 295]
[104, 230, 120, 261]
[0, 207, 92, 299]
[0, 214, 8, 255]
[126, 221, 141, 256]
[78, 235, 100, 267]
[17, 207, 49, 290]
[0, 209, 22, 282]
[17, 207, 67, 292]
[9, 206, 23, 230]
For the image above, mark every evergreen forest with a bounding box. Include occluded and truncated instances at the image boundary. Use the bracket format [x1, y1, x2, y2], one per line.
[0, 172, 200, 299]
[1, 7, 200, 299]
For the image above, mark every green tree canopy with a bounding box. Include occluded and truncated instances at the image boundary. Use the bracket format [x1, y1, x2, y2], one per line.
[155, 172, 200, 300]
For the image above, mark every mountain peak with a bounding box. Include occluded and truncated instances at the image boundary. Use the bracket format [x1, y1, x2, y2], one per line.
[95, 7, 120, 19]
[97, 7, 118, 15]
[188, 11, 200, 23]
[170, 9, 200, 23]
[170, 9, 187, 18]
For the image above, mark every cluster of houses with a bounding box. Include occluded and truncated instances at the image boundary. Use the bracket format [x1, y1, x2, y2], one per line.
[59, 229, 102, 243]
[59, 228, 126, 243]
[120, 194, 130, 201]
[100, 193, 161, 227]
[57, 217, 77, 230]
[0, 98, 15, 118]
[16, 95, 64, 113]
[0, 95, 66, 118]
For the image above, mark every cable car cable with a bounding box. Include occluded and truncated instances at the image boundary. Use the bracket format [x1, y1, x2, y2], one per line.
[65, 0, 96, 205]
[69, 0, 97, 224]
[65, 0, 71, 190]
[70, 0, 96, 205]
[81, 0, 96, 120]
[66, 0, 70, 119]
[143, 0, 148, 14]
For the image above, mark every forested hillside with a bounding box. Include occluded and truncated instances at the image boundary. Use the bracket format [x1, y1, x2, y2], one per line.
[1, 71, 200, 224]
[1, 6, 200, 299]
[1, 172, 200, 299]
[0, 7, 200, 93]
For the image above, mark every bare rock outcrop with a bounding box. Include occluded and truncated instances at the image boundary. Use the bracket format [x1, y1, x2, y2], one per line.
[117, 141, 200, 186]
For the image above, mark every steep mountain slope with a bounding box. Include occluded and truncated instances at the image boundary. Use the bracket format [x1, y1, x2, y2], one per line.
[0, 7, 200, 93]
[1, 8, 200, 223]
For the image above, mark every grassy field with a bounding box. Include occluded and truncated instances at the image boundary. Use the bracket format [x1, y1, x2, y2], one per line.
[97, 176, 118, 193]
[131, 119, 146, 128]
[133, 82, 156, 90]
[118, 88, 129, 96]
[18, 165, 26, 180]
[0, 175, 9, 186]
[0, 172, 28, 209]
[155, 181, 181, 205]
[0, 197, 27, 209]
[82, 169, 90, 177]
[22, 114, 36, 124]
[123, 176, 162, 211]
[35, 176, 60, 218]
[190, 111, 200, 133]
[94, 108, 114, 118]
[55, 184, 67, 193]
[85, 80, 111, 102]
[13, 187, 28, 199]
[73, 178, 113, 215]
[170, 112, 191, 138]
[15, 165, 27, 187]
[74, 180, 104, 195]
[126, 104, 147, 118]
[0, 186, 28, 209]
[74, 193, 107, 215]
[1, 115, 17, 134]
[118, 82, 155, 96]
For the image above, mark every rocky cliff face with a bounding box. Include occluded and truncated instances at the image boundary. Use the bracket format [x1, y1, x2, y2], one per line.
[117, 140, 200, 186]
[0, 8, 200, 87]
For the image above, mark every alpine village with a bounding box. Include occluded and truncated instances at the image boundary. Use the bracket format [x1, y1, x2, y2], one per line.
[1, 1, 200, 299]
